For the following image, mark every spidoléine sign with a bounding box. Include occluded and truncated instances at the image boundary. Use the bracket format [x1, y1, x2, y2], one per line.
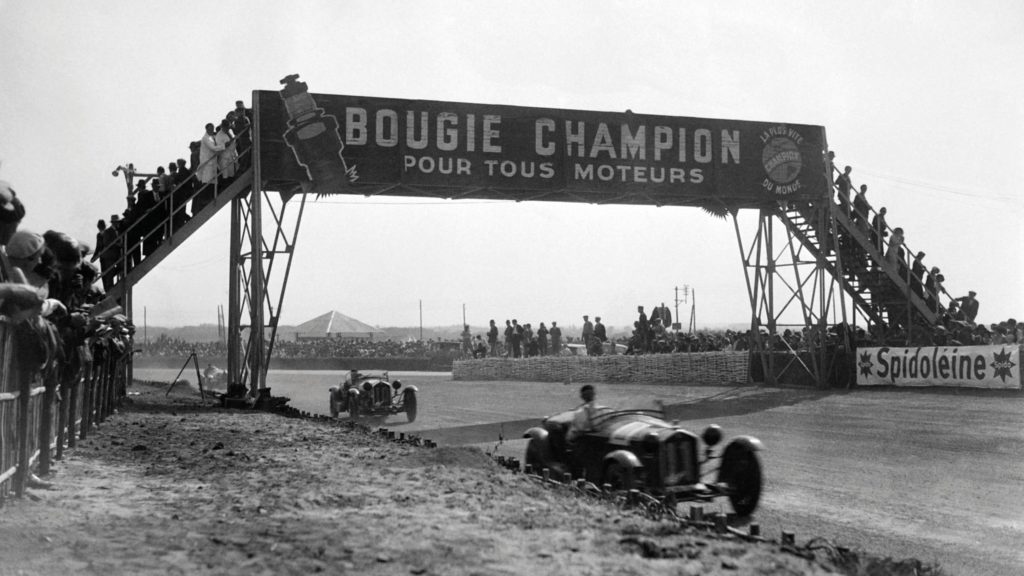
[254, 76, 828, 207]
[857, 346, 1021, 389]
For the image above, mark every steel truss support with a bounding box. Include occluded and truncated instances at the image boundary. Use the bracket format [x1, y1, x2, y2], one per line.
[227, 187, 307, 393]
[733, 207, 842, 388]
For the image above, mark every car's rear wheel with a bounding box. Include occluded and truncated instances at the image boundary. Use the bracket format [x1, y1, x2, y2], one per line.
[403, 388, 417, 422]
[718, 442, 762, 517]
[604, 461, 636, 491]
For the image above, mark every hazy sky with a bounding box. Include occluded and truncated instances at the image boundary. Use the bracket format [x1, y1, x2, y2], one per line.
[2, 0, 1021, 333]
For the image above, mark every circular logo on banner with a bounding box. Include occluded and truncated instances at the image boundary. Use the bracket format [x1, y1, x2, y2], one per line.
[761, 136, 802, 185]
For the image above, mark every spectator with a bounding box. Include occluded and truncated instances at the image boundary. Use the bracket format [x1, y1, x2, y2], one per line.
[652, 302, 672, 328]
[910, 251, 926, 300]
[835, 165, 853, 217]
[511, 319, 523, 358]
[636, 306, 649, 352]
[537, 322, 549, 356]
[215, 119, 237, 185]
[503, 319, 513, 358]
[171, 158, 193, 226]
[487, 319, 499, 357]
[198, 123, 224, 186]
[138, 179, 163, 257]
[870, 207, 888, 254]
[885, 227, 906, 277]
[157, 165, 174, 201]
[92, 219, 118, 290]
[230, 102, 252, 168]
[549, 321, 562, 355]
[472, 335, 488, 359]
[592, 316, 607, 355]
[581, 315, 594, 355]
[460, 324, 471, 354]
[925, 267, 941, 313]
[189, 141, 201, 173]
[852, 184, 870, 228]
[955, 291, 979, 323]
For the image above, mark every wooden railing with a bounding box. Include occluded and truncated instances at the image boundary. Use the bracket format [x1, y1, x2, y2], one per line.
[0, 316, 130, 500]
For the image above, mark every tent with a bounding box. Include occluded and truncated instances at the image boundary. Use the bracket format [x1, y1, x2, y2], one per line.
[291, 311, 383, 341]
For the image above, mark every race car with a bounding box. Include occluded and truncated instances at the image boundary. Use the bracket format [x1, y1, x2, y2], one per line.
[523, 407, 762, 516]
[329, 370, 417, 422]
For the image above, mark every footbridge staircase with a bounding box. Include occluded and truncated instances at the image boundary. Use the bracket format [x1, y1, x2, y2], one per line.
[735, 170, 954, 387]
[94, 138, 306, 392]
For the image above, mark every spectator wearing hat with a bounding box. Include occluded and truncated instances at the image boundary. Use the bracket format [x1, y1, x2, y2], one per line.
[955, 291, 979, 324]
[93, 219, 119, 290]
[581, 315, 594, 355]
[0, 179, 27, 247]
[925, 267, 941, 313]
[487, 319, 499, 357]
[910, 251, 926, 300]
[592, 317, 607, 355]
[230, 101, 252, 168]
[173, 158, 193, 225]
[852, 184, 870, 229]
[536, 322, 549, 356]
[835, 165, 853, 218]
[870, 207, 888, 254]
[0, 186, 47, 317]
[8, 230, 51, 293]
[198, 123, 224, 186]
[549, 321, 562, 355]
[215, 119, 237, 185]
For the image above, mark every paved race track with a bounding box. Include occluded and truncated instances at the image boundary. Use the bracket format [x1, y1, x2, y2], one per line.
[140, 369, 1024, 575]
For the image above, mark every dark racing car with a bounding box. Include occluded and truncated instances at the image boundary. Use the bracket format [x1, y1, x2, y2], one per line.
[523, 406, 763, 516]
[329, 370, 418, 422]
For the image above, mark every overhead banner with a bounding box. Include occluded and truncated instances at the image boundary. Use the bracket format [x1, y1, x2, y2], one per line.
[856, 345, 1021, 389]
[254, 76, 828, 207]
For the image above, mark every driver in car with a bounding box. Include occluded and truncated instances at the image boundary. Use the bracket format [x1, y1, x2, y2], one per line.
[567, 384, 598, 442]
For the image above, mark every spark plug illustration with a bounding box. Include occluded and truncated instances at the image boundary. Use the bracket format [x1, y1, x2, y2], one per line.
[279, 74, 358, 194]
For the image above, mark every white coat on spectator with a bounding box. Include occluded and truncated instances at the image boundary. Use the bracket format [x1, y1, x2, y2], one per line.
[198, 126, 224, 184]
[215, 125, 237, 179]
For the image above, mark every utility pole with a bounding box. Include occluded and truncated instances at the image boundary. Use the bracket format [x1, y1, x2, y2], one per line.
[674, 285, 690, 331]
[688, 289, 696, 334]
[462, 303, 466, 327]
[144, 306, 148, 346]
[419, 299, 423, 341]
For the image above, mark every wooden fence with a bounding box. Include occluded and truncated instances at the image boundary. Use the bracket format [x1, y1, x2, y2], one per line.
[452, 352, 750, 385]
[0, 318, 128, 500]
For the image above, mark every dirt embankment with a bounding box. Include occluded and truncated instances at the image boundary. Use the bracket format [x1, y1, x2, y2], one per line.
[0, 383, 938, 576]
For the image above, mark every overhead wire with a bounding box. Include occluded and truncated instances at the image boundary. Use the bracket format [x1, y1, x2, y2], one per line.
[856, 167, 1020, 206]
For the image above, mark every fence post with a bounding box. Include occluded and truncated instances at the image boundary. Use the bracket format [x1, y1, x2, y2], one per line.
[13, 357, 31, 497]
[67, 369, 79, 449]
[55, 373, 70, 461]
[38, 372, 57, 476]
[82, 357, 95, 436]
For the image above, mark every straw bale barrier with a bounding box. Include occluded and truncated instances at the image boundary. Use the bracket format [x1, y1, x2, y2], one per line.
[453, 351, 749, 385]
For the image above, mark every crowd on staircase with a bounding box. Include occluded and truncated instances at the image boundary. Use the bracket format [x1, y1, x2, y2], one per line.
[828, 155, 1017, 347]
[93, 100, 252, 292]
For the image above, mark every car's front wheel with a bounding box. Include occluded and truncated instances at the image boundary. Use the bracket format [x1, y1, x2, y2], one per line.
[403, 388, 417, 422]
[347, 390, 361, 419]
[329, 392, 339, 418]
[718, 442, 762, 517]
[604, 461, 636, 491]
